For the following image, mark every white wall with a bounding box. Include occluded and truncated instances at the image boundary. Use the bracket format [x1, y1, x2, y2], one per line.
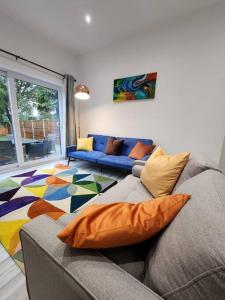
[220, 135, 225, 170]
[0, 10, 77, 84]
[77, 1, 225, 163]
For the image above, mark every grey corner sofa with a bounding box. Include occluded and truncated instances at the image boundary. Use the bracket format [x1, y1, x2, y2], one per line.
[20, 154, 225, 300]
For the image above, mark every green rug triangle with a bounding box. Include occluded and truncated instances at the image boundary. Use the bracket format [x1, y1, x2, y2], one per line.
[13, 249, 24, 263]
[75, 181, 101, 193]
[93, 175, 113, 182]
[0, 178, 20, 189]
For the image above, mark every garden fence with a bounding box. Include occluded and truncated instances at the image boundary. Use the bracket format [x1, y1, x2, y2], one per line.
[0, 120, 60, 144]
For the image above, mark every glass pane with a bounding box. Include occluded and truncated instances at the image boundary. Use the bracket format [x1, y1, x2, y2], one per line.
[15, 79, 61, 162]
[0, 74, 17, 166]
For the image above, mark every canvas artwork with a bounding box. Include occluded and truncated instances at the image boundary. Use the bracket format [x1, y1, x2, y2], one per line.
[113, 72, 157, 102]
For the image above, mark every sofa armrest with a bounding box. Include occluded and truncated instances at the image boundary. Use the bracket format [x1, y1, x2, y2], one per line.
[142, 154, 150, 161]
[132, 165, 144, 178]
[20, 215, 163, 300]
[133, 160, 147, 167]
[66, 145, 77, 157]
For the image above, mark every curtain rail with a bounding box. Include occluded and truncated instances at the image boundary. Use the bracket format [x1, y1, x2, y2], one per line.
[0, 48, 76, 81]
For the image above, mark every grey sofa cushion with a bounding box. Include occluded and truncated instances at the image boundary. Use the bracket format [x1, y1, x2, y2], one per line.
[21, 215, 163, 300]
[91, 174, 153, 204]
[86, 175, 153, 280]
[58, 212, 149, 281]
[174, 153, 221, 190]
[100, 242, 150, 282]
[57, 174, 153, 281]
[144, 170, 225, 299]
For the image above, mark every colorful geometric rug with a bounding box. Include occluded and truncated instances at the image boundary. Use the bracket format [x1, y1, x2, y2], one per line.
[0, 164, 117, 272]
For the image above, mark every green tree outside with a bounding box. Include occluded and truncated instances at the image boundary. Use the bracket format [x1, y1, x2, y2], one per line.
[0, 75, 59, 127]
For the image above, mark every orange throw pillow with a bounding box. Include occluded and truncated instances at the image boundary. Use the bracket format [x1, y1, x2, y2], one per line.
[58, 194, 190, 249]
[129, 142, 155, 160]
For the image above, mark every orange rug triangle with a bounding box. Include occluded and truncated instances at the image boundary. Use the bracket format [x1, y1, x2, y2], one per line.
[46, 176, 71, 185]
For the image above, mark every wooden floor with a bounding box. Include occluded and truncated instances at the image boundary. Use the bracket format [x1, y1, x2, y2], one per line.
[0, 159, 127, 299]
[0, 244, 28, 300]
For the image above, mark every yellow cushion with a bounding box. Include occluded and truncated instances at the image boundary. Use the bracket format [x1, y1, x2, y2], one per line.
[77, 137, 93, 151]
[141, 147, 190, 198]
[58, 194, 190, 249]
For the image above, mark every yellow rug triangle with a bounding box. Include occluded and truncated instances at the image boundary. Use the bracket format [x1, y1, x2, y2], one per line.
[0, 220, 29, 255]
[39, 168, 55, 175]
[11, 186, 37, 200]
[24, 186, 48, 198]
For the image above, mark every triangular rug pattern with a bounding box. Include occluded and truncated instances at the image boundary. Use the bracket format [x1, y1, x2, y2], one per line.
[0, 164, 116, 273]
[12, 170, 37, 177]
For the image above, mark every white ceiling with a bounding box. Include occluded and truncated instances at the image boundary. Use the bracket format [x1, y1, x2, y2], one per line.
[0, 0, 220, 56]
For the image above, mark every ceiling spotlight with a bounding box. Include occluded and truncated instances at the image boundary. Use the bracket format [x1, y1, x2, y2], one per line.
[85, 14, 91, 24]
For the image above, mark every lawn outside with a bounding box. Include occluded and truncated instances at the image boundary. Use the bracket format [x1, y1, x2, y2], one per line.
[0, 135, 8, 141]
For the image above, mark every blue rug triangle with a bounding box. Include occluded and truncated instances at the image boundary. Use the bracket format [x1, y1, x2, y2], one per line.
[0, 196, 39, 218]
[73, 174, 90, 183]
[70, 194, 95, 212]
[12, 170, 37, 177]
[44, 185, 70, 201]
[57, 168, 78, 176]
[21, 174, 49, 186]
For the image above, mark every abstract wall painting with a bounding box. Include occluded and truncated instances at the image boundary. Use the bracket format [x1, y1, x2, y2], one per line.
[113, 72, 157, 102]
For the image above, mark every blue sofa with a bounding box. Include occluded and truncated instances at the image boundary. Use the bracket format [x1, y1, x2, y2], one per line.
[67, 134, 154, 171]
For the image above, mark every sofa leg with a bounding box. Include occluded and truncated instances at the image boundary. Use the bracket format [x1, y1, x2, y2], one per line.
[67, 157, 71, 166]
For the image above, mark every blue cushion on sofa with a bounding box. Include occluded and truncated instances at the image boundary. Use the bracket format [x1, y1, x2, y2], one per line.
[117, 137, 153, 156]
[97, 155, 134, 170]
[69, 150, 104, 163]
[88, 134, 110, 152]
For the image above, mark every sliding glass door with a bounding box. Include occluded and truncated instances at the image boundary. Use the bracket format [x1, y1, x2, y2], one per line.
[15, 78, 61, 162]
[0, 70, 63, 171]
[0, 72, 17, 167]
